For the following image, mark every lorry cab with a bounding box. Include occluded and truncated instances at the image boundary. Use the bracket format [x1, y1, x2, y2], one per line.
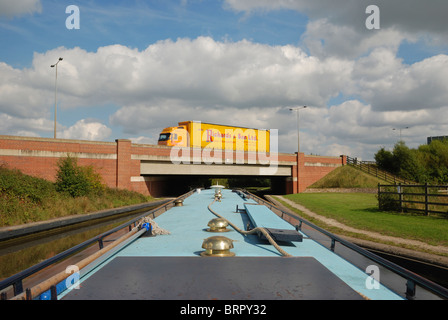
[158, 126, 188, 147]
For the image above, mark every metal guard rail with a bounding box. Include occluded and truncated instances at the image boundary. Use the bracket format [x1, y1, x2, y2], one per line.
[0, 190, 194, 298]
[238, 189, 448, 300]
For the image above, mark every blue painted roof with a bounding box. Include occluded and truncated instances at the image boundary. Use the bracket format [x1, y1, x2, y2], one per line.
[56, 189, 404, 300]
[244, 202, 297, 230]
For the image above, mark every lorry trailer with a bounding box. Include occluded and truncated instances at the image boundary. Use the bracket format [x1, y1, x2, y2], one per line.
[158, 121, 270, 152]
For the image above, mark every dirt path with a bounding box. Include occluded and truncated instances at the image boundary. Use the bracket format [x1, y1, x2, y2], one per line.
[269, 195, 448, 268]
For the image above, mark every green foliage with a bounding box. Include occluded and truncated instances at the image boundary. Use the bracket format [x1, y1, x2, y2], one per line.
[55, 156, 105, 197]
[374, 147, 396, 173]
[375, 139, 448, 184]
[0, 164, 152, 226]
[393, 141, 423, 181]
[0, 165, 55, 204]
[417, 140, 448, 183]
[377, 186, 401, 211]
[80, 165, 105, 195]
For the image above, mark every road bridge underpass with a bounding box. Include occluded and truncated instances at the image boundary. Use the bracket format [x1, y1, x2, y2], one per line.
[137, 160, 293, 196]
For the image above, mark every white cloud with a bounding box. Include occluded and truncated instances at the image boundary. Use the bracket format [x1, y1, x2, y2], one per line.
[0, 113, 53, 135]
[353, 53, 448, 111]
[0, 62, 52, 118]
[59, 119, 112, 141]
[129, 136, 156, 145]
[0, 0, 42, 18]
[1, 34, 447, 159]
[14, 37, 352, 116]
[302, 19, 407, 59]
[225, 0, 448, 60]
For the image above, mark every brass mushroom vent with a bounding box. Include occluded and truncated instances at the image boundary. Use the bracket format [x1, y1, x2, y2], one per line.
[206, 218, 230, 233]
[200, 236, 235, 257]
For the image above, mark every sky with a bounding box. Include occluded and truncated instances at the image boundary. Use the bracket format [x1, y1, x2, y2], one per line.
[1, 0, 448, 160]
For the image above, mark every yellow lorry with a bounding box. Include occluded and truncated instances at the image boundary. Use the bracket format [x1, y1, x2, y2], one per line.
[158, 121, 270, 152]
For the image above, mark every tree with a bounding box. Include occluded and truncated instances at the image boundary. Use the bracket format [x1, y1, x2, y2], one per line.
[418, 140, 448, 183]
[55, 156, 104, 197]
[374, 139, 448, 184]
[374, 147, 395, 173]
[392, 141, 423, 182]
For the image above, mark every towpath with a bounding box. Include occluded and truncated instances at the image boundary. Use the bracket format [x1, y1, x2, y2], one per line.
[267, 195, 448, 268]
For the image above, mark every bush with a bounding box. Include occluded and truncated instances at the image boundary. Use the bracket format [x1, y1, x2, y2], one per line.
[55, 156, 105, 197]
[0, 165, 55, 203]
[375, 139, 448, 184]
[80, 165, 105, 195]
[377, 190, 400, 211]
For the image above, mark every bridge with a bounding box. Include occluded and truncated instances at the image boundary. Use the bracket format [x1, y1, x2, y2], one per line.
[0, 136, 346, 197]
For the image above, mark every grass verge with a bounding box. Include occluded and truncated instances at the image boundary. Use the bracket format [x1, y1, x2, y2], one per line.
[280, 193, 448, 248]
[308, 165, 387, 188]
[0, 166, 153, 227]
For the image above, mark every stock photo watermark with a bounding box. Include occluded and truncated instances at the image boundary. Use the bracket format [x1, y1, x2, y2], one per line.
[65, 265, 80, 290]
[365, 5, 380, 30]
[66, 5, 80, 30]
[169, 126, 279, 176]
[365, 265, 381, 290]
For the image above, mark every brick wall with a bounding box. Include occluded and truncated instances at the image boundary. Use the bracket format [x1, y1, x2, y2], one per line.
[0, 135, 118, 188]
[297, 154, 346, 192]
[0, 135, 346, 196]
[116, 139, 131, 190]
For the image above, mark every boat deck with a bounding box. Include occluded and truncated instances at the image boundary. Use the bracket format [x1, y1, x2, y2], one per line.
[59, 189, 402, 300]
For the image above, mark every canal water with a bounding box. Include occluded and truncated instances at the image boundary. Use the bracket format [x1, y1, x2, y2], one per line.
[369, 249, 448, 289]
[0, 206, 157, 281]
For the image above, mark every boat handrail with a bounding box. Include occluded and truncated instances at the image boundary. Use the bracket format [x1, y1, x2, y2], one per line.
[238, 189, 448, 300]
[0, 190, 194, 299]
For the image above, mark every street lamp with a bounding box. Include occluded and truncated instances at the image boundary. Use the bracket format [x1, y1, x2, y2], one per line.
[51, 57, 63, 139]
[392, 126, 409, 141]
[289, 106, 307, 154]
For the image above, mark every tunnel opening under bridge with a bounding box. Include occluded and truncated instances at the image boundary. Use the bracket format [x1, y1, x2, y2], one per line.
[138, 175, 289, 198]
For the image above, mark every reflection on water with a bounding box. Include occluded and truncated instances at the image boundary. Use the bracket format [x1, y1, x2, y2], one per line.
[0, 209, 151, 281]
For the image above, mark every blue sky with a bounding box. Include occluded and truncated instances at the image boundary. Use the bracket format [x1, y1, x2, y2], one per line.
[1, 1, 308, 66]
[1, 0, 448, 159]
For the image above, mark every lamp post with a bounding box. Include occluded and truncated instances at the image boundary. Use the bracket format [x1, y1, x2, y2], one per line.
[51, 57, 63, 139]
[289, 106, 307, 154]
[392, 126, 409, 141]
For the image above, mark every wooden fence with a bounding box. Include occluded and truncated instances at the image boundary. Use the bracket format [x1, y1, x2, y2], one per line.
[378, 183, 448, 216]
[346, 156, 414, 185]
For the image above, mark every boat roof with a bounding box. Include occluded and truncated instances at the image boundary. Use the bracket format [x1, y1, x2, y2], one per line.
[58, 188, 403, 300]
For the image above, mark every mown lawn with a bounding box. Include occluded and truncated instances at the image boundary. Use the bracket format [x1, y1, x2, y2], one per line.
[281, 193, 448, 247]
